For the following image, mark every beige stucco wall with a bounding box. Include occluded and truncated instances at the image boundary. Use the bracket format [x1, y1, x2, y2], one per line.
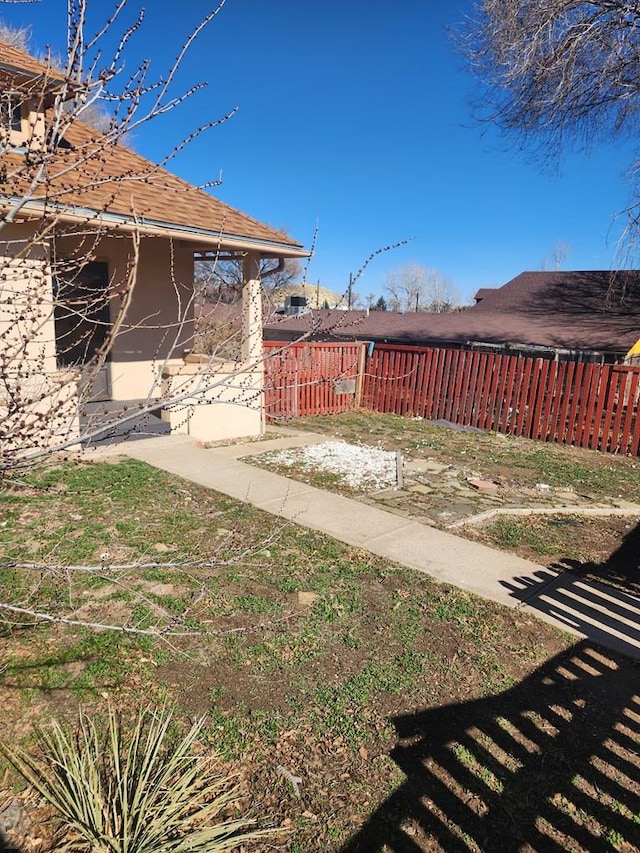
[2, 225, 265, 446]
[161, 358, 263, 442]
[0, 223, 79, 456]
[106, 235, 195, 400]
[2, 97, 46, 150]
[53, 233, 195, 401]
[0, 222, 57, 370]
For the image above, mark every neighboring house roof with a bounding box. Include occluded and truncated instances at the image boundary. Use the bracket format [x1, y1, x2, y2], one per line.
[1, 42, 307, 259]
[473, 287, 496, 304]
[471, 270, 640, 317]
[264, 270, 640, 354]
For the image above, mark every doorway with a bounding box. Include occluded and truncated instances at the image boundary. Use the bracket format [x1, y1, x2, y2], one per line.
[54, 261, 111, 401]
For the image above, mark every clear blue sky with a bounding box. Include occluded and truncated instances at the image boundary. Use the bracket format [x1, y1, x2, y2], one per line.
[2, 0, 636, 303]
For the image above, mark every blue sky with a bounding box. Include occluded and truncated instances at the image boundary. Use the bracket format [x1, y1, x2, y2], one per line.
[2, 0, 636, 303]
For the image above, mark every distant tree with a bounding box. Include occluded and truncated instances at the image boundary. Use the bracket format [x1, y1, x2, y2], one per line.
[372, 295, 387, 311]
[459, 1, 640, 255]
[195, 238, 302, 303]
[541, 240, 571, 271]
[0, 19, 30, 50]
[384, 263, 460, 313]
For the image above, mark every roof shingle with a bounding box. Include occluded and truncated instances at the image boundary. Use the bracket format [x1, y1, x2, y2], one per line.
[1, 41, 306, 257]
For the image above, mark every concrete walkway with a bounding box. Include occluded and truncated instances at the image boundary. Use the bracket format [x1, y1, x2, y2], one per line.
[116, 430, 640, 660]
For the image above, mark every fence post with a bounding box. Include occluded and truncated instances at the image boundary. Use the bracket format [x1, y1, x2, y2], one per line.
[354, 342, 367, 409]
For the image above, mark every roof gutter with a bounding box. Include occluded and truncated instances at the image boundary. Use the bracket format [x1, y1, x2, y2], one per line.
[6, 197, 311, 259]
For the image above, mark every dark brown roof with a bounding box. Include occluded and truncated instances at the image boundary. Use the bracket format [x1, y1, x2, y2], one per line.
[471, 270, 640, 316]
[1, 42, 306, 257]
[473, 287, 496, 304]
[264, 269, 640, 354]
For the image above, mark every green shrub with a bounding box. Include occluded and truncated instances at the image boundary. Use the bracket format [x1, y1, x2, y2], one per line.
[1, 705, 273, 852]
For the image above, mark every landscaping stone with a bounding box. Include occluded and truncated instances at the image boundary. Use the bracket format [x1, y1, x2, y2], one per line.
[295, 591, 319, 608]
[467, 477, 501, 493]
[408, 484, 434, 495]
[403, 459, 448, 475]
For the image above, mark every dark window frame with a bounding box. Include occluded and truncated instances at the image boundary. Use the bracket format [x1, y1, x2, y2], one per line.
[1, 95, 23, 134]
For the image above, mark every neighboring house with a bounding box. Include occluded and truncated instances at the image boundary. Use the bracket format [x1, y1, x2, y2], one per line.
[264, 271, 640, 363]
[0, 41, 308, 455]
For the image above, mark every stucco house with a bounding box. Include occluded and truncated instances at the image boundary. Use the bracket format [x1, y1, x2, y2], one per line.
[0, 40, 308, 459]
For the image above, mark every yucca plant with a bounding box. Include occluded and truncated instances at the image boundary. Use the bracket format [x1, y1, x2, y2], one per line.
[0, 706, 273, 852]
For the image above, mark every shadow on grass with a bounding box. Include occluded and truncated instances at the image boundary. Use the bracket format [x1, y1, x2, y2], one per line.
[552, 518, 640, 597]
[0, 806, 23, 853]
[501, 520, 640, 660]
[342, 640, 639, 852]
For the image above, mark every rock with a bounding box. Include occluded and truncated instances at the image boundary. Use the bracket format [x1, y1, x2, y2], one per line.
[404, 459, 448, 475]
[408, 484, 434, 495]
[0, 800, 23, 833]
[467, 477, 501, 494]
[294, 591, 319, 608]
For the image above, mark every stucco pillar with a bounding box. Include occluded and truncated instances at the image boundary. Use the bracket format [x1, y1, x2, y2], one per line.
[242, 251, 262, 363]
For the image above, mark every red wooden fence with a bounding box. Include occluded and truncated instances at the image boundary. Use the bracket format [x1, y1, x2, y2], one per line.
[362, 344, 640, 456]
[263, 341, 363, 420]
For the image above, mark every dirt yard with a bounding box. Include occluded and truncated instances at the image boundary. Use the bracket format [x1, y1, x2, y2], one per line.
[1, 418, 639, 852]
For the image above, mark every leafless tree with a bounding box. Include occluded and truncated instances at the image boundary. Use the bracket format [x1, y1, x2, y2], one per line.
[0, 0, 316, 636]
[384, 263, 460, 313]
[0, 0, 278, 474]
[195, 241, 302, 304]
[541, 240, 572, 271]
[460, 1, 640, 258]
[462, 1, 640, 154]
[0, 19, 30, 51]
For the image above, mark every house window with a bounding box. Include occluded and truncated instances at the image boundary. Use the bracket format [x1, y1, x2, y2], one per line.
[0, 95, 22, 134]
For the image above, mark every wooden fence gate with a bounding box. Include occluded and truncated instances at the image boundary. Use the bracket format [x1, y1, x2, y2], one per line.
[263, 341, 365, 421]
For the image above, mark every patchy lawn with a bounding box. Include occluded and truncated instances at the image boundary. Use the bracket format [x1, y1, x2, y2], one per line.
[1, 456, 639, 851]
[253, 413, 640, 589]
[277, 412, 639, 501]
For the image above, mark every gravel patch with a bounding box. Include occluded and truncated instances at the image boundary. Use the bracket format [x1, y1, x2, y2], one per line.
[260, 440, 397, 490]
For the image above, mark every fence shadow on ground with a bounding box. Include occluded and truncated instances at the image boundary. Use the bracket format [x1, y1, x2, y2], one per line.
[341, 640, 640, 852]
[551, 519, 640, 597]
[502, 521, 640, 661]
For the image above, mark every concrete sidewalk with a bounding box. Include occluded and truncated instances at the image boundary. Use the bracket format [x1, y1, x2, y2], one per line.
[119, 431, 640, 660]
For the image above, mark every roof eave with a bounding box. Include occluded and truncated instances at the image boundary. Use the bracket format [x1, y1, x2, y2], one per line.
[7, 198, 311, 259]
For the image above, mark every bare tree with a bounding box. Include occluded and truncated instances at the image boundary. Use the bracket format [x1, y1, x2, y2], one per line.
[384, 263, 460, 313]
[0, 18, 30, 50]
[541, 240, 572, 271]
[0, 0, 315, 480]
[0, 0, 317, 636]
[460, 1, 640, 254]
[195, 241, 302, 304]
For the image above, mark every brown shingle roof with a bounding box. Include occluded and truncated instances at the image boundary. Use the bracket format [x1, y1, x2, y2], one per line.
[1, 42, 306, 257]
[0, 41, 69, 95]
[264, 280, 640, 354]
[472, 270, 640, 316]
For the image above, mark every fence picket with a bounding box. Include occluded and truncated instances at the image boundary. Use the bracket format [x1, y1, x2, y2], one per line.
[266, 341, 640, 456]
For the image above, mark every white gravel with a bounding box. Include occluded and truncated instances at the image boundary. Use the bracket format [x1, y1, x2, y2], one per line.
[261, 440, 397, 490]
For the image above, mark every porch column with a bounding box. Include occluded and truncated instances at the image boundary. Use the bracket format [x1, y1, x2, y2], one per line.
[242, 251, 262, 363]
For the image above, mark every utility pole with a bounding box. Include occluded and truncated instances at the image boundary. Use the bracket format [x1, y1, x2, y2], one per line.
[347, 272, 353, 309]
